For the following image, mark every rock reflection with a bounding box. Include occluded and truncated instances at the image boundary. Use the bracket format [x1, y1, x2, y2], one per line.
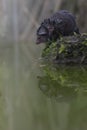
[38, 64, 87, 102]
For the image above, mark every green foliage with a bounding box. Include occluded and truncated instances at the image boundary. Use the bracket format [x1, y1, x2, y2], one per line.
[59, 44, 66, 54]
[42, 42, 57, 59]
[41, 34, 87, 64]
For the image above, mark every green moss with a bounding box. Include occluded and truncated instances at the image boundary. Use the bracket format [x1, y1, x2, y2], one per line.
[59, 44, 66, 54]
[41, 34, 87, 64]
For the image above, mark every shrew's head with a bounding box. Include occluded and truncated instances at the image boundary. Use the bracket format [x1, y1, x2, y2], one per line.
[36, 19, 55, 44]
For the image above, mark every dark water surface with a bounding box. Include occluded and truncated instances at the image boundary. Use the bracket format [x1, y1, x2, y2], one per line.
[0, 44, 87, 130]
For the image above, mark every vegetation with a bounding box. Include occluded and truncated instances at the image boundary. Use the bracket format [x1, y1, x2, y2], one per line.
[42, 33, 87, 64]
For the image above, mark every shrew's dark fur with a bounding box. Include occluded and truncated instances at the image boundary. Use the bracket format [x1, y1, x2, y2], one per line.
[36, 10, 80, 44]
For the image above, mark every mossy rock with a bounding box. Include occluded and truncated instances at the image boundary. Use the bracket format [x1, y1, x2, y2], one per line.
[42, 33, 87, 64]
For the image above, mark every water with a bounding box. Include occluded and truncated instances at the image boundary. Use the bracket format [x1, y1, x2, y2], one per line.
[0, 44, 87, 130]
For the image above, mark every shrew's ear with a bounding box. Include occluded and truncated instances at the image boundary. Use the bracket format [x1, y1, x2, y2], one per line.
[49, 19, 62, 25]
[37, 26, 48, 35]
